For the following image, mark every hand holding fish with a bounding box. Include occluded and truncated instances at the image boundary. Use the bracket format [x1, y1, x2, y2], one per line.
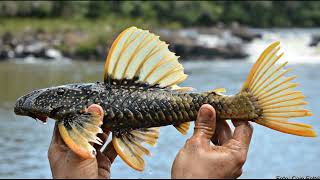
[15, 27, 316, 172]
[48, 104, 117, 179]
[171, 104, 253, 179]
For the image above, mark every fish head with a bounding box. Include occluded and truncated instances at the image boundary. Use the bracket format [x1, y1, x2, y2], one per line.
[14, 83, 101, 122]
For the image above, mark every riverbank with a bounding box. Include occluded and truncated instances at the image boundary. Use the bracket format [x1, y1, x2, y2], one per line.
[0, 18, 262, 61]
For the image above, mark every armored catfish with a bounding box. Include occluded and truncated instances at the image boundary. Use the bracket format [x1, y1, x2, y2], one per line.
[14, 27, 316, 171]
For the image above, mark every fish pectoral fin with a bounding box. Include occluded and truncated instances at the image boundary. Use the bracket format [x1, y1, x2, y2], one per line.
[112, 127, 160, 171]
[58, 112, 103, 159]
[174, 122, 190, 135]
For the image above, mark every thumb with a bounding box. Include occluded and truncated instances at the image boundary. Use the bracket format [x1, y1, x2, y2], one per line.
[87, 104, 104, 120]
[193, 104, 216, 142]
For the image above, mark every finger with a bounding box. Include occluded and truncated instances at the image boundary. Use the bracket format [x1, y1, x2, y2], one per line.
[211, 120, 232, 145]
[231, 120, 253, 155]
[48, 122, 68, 163]
[96, 150, 111, 178]
[102, 142, 118, 164]
[87, 104, 105, 150]
[87, 104, 104, 121]
[50, 121, 65, 146]
[99, 132, 109, 143]
[193, 104, 216, 142]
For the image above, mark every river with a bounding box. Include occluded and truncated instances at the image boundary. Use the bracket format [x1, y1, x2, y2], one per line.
[0, 29, 319, 178]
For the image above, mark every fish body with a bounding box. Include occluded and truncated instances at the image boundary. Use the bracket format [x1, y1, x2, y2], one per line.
[100, 84, 258, 131]
[16, 81, 258, 131]
[14, 27, 316, 171]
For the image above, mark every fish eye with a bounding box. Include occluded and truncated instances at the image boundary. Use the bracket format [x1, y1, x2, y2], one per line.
[56, 89, 65, 95]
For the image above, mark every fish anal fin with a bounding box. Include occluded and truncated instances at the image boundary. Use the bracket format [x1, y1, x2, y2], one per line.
[174, 122, 190, 135]
[112, 127, 160, 171]
[112, 136, 145, 171]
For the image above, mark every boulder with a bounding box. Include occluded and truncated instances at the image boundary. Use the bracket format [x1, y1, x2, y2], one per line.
[196, 22, 262, 42]
[229, 22, 262, 42]
[310, 35, 320, 47]
[157, 28, 248, 60]
[45, 48, 63, 59]
[0, 30, 66, 60]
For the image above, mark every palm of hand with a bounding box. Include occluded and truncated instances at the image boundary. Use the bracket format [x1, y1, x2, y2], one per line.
[48, 129, 112, 179]
[48, 104, 117, 179]
[172, 105, 253, 179]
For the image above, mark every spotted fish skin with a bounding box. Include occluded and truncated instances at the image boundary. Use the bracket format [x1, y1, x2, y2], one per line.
[14, 80, 260, 134]
[98, 83, 261, 133]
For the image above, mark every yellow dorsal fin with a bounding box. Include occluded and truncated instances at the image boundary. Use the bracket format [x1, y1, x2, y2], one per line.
[112, 127, 159, 171]
[104, 27, 187, 88]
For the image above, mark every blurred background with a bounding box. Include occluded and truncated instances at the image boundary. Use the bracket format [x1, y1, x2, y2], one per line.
[0, 1, 319, 179]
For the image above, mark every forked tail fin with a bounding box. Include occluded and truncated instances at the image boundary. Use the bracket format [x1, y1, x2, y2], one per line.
[241, 41, 316, 137]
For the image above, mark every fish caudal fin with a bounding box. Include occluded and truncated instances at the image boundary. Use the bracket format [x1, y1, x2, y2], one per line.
[241, 41, 316, 137]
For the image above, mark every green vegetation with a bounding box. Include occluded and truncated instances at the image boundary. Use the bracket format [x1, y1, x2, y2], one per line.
[1, 1, 319, 60]
[0, 16, 179, 36]
[1, 1, 320, 27]
[0, 17, 179, 60]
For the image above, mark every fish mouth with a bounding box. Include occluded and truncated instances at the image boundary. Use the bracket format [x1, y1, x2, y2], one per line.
[28, 112, 48, 123]
[15, 109, 49, 123]
[14, 89, 49, 123]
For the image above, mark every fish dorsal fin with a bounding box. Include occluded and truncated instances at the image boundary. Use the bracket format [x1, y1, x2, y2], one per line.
[112, 127, 159, 171]
[104, 26, 187, 88]
[174, 122, 190, 135]
[58, 112, 103, 159]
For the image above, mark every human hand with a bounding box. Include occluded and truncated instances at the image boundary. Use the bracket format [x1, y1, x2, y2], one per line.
[171, 104, 253, 179]
[48, 104, 117, 179]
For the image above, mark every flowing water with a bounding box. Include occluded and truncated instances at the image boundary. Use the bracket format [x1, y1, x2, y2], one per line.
[0, 29, 319, 178]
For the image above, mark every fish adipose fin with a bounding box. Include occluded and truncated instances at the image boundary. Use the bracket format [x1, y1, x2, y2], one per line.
[241, 41, 316, 137]
[171, 85, 195, 92]
[103, 26, 189, 90]
[58, 112, 103, 159]
[112, 127, 159, 171]
[207, 88, 226, 95]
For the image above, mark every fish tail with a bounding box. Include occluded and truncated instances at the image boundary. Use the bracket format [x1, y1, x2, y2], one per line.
[240, 41, 316, 137]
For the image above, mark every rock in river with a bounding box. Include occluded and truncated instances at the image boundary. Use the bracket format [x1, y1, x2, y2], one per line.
[310, 34, 320, 47]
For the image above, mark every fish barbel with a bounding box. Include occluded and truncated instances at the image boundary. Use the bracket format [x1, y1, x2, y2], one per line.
[14, 27, 316, 171]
